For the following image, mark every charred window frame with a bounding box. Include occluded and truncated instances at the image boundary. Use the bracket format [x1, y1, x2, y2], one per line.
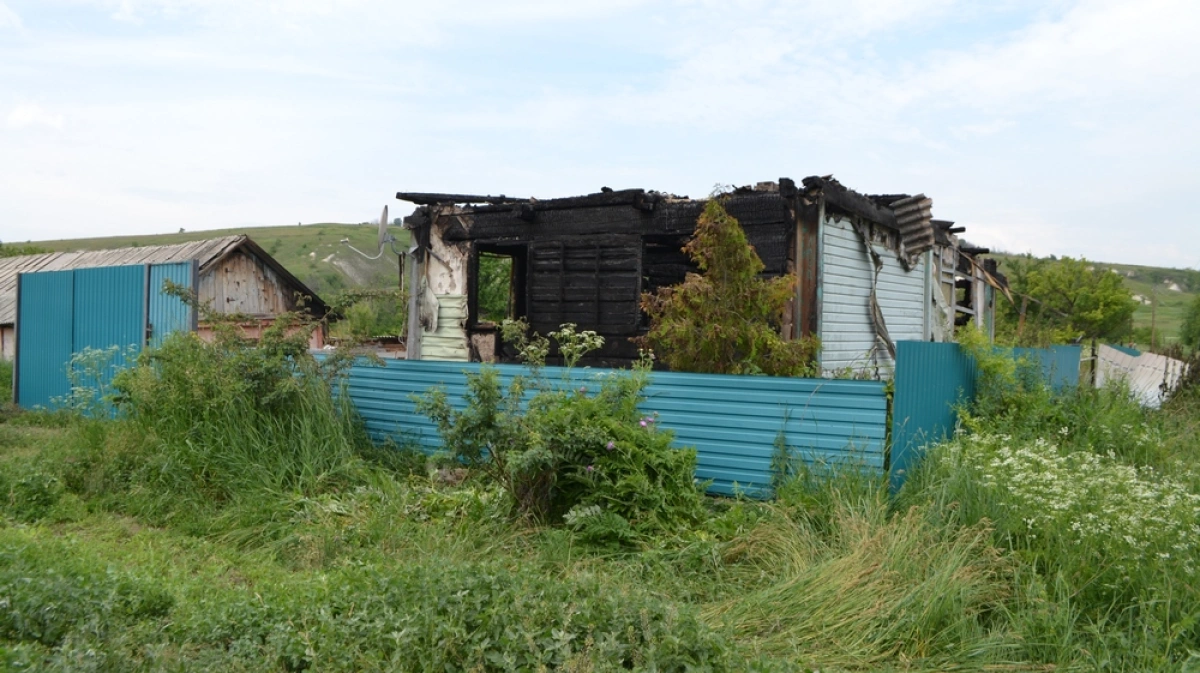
[468, 243, 527, 327]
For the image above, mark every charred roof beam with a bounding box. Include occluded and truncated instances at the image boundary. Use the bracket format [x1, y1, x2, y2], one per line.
[396, 192, 524, 206]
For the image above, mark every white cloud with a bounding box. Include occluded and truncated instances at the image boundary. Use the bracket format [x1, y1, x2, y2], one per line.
[0, 2, 22, 30]
[112, 0, 142, 24]
[1, 0, 1197, 266]
[897, 0, 1200, 112]
[6, 103, 64, 130]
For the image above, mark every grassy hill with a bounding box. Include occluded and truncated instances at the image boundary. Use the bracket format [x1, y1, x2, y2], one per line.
[26, 227, 1197, 345]
[1107, 264, 1197, 346]
[30, 223, 412, 298]
[993, 254, 1198, 346]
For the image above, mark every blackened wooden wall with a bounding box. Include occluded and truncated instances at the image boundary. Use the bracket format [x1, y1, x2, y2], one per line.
[459, 193, 794, 365]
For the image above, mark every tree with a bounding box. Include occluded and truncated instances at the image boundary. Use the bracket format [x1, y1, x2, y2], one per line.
[638, 200, 819, 376]
[997, 255, 1136, 344]
[1181, 295, 1200, 351]
[0, 242, 48, 258]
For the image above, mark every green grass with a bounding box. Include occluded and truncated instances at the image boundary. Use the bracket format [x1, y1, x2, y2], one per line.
[4, 329, 1200, 670]
[1119, 274, 1193, 345]
[26, 223, 411, 296]
[0, 359, 11, 406]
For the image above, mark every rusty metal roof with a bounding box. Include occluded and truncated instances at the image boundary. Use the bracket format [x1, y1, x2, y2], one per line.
[1, 235, 325, 325]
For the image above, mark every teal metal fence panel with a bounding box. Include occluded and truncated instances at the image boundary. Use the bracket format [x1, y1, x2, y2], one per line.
[15, 263, 196, 411]
[70, 266, 146, 400]
[15, 271, 75, 409]
[1014, 345, 1081, 390]
[148, 261, 196, 349]
[890, 341, 976, 488]
[342, 359, 889, 497]
[891, 342, 1084, 488]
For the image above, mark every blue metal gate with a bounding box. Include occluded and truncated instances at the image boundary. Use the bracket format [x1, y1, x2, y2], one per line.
[15, 263, 196, 410]
[148, 262, 197, 349]
[14, 271, 75, 409]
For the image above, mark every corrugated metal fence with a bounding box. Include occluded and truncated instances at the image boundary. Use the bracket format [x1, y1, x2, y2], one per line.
[890, 341, 1081, 485]
[15, 262, 195, 410]
[1095, 344, 1187, 409]
[343, 359, 889, 496]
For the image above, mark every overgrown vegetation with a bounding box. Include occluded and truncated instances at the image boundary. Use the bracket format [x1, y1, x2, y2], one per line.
[899, 328, 1200, 669]
[328, 288, 408, 341]
[0, 359, 12, 406]
[639, 200, 819, 376]
[4, 295, 1200, 669]
[419, 320, 705, 544]
[477, 253, 514, 323]
[1181, 294, 1200, 351]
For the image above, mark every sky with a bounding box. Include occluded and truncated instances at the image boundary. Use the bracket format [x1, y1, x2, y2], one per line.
[1, 0, 1198, 268]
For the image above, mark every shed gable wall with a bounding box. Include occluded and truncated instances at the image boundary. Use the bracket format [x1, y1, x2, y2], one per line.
[198, 251, 297, 316]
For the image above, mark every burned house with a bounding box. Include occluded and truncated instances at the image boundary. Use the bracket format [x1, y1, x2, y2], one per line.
[396, 176, 1005, 377]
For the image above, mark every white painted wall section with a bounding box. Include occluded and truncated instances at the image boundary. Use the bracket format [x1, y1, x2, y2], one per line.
[819, 215, 927, 376]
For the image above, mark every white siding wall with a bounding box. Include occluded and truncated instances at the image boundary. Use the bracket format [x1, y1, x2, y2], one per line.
[421, 294, 470, 361]
[819, 215, 927, 377]
[1, 325, 13, 360]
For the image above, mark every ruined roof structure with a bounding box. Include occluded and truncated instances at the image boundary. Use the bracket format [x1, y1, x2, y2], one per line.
[396, 176, 1006, 375]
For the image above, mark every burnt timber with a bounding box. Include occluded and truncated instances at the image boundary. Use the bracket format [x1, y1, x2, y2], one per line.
[397, 176, 1006, 373]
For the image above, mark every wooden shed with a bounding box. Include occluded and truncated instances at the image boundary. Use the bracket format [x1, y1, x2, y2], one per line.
[0, 235, 327, 360]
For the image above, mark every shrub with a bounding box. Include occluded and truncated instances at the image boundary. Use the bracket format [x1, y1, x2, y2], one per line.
[328, 288, 407, 341]
[51, 311, 376, 535]
[1, 467, 64, 523]
[418, 322, 705, 543]
[0, 359, 12, 406]
[639, 199, 819, 377]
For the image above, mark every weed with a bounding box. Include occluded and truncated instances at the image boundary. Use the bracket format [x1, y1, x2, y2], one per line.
[418, 323, 705, 543]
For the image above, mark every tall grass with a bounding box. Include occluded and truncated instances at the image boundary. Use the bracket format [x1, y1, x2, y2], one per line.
[54, 321, 376, 538]
[6, 320, 1200, 670]
[706, 465, 1019, 669]
[898, 336, 1200, 669]
[0, 358, 12, 406]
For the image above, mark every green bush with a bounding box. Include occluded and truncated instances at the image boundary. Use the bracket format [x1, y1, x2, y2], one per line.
[328, 288, 407, 341]
[54, 314, 375, 535]
[639, 199, 819, 377]
[476, 253, 513, 323]
[0, 468, 64, 523]
[418, 322, 705, 543]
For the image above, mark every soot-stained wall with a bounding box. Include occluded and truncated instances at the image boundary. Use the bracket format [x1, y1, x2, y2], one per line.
[436, 191, 794, 365]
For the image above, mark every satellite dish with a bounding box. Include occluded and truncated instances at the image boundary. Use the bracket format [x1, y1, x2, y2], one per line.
[377, 205, 389, 249]
[342, 204, 398, 261]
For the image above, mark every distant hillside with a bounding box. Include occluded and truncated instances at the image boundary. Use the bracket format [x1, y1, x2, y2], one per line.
[30, 223, 412, 298]
[993, 253, 1199, 346]
[27, 228, 1197, 345]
